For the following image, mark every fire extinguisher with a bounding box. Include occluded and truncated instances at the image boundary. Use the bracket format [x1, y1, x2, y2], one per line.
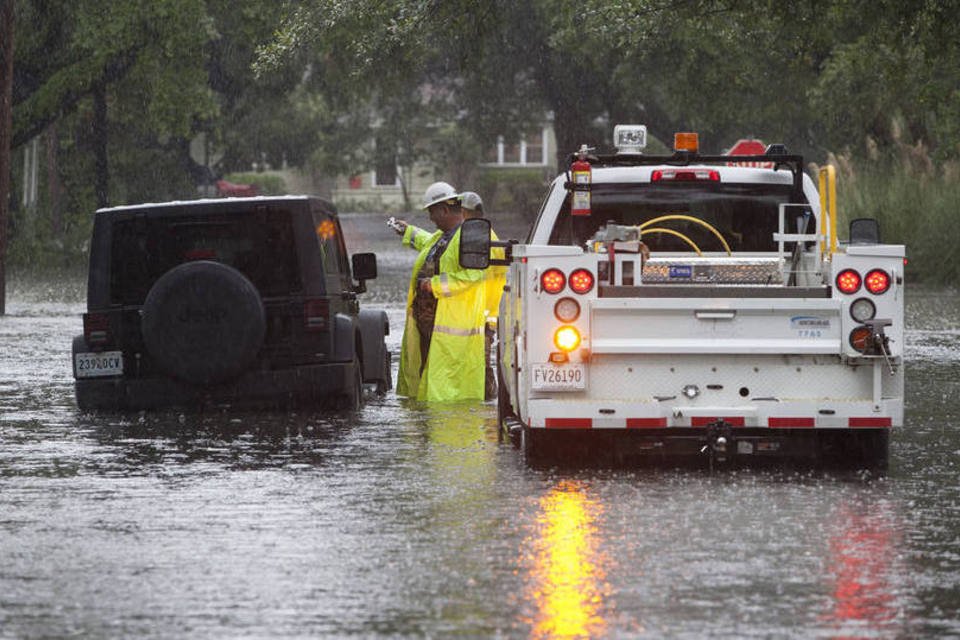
[570, 145, 591, 216]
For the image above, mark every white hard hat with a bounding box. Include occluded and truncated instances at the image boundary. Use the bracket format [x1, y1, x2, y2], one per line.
[422, 181, 459, 210]
[459, 191, 483, 211]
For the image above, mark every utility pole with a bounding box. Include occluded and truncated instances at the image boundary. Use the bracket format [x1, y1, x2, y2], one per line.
[0, 0, 15, 315]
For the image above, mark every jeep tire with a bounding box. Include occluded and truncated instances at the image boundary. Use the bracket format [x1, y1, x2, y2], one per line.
[141, 261, 266, 385]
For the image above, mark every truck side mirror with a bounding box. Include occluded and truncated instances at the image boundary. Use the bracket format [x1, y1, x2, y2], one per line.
[459, 218, 492, 269]
[352, 252, 378, 281]
[849, 218, 881, 245]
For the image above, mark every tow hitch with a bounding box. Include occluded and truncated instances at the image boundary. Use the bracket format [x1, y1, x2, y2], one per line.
[701, 420, 735, 470]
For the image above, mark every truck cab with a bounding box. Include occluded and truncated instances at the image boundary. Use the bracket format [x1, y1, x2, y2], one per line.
[464, 126, 904, 467]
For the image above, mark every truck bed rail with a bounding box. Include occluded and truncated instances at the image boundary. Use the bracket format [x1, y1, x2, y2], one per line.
[599, 285, 831, 298]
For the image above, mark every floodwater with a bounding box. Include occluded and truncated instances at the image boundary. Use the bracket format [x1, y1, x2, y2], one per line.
[2, 213, 959, 638]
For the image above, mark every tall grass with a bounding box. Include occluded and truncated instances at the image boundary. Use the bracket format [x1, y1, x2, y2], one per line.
[825, 142, 960, 285]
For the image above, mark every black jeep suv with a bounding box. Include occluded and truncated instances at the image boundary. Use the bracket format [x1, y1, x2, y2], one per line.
[72, 196, 391, 410]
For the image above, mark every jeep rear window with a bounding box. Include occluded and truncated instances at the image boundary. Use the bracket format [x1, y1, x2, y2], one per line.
[109, 211, 300, 305]
[549, 183, 807, 252]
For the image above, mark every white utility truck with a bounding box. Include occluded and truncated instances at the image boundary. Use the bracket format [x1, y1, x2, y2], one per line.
[460, 126, 905, 467]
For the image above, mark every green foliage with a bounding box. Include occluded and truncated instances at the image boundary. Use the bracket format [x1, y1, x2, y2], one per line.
[333, 195, 407, 215]
[13, 0, 216, 146]
[6, 0, 960, 274]
[7, 207, 91, 271]
[7, 0, 315, 268]
[836, 155, 960, 285]
[476, 167, 552, 220]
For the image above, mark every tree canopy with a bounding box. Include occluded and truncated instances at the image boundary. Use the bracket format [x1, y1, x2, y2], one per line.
[3, 0, 959, 231]
[258, 0, 960, 164]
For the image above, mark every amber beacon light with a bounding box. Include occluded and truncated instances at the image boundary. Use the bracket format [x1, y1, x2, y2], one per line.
[674, 132, 699, 153]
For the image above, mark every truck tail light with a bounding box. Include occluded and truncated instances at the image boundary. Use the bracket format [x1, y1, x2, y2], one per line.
[83, 312, 111, 346]
[554, 297, 581, 322]
[849, 326, 873, 353]
[849, 298, 876, 322]
[304, 298, 330, 332]
[835, 269, 861, 294]
[568, 268, 595, 294]
[651, 168, 720, 182]
[864, 269, 890, 294]
[541, 268, 566, 294]
[554, 326, 581, 352]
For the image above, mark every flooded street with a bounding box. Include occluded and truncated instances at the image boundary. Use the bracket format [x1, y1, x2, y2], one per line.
[2, 213, 959, 638]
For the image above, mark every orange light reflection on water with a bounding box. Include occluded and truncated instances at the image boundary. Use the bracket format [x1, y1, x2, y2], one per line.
[526, 480, 609, 639]
[826, 500, 902, 634]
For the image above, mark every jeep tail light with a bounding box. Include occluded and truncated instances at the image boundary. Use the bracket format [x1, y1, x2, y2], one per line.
[83, 313, 110, 345]
[864, 269, 890, 294]
[184, 248, 216, 261]
[651, 168, 720, 182]
[554, 326, 581, 352]
[541, 268, 566, 294]
[554, 297, 581, 322]
[835, 269, 861, 294]
[304, 298, 330, 332]
[568, 268, 595, 294]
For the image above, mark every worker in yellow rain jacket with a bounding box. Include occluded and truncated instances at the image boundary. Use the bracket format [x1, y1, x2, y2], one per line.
[389, 182, 487, 402]
[460, 191, 507, 399]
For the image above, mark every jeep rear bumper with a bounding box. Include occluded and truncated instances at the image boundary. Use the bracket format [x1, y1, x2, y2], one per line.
[75, 360, 359, 411]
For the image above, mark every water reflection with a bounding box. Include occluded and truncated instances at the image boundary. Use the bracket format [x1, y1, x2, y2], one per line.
[525, 480, 610, 639]
[84, 410, 359, 472]
[416, 401, 498, 482]
[825, 498, 903, 636]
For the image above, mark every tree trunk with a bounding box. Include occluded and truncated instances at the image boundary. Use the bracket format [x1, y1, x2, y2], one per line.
[551, 107, 596, 174]
[45, 123, 64, 238]
[0, 0, 15, 315]
[92, 81, 108, 209]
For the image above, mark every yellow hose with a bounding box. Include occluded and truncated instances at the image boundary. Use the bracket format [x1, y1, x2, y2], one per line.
[639, 214, 732, 255]
[640, 228, 703, 256]
[818, 165, 837, 256]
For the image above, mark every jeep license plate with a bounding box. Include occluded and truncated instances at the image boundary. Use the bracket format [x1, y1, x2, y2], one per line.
[75, 351, 123, 378]
[530, 363, 586, 391]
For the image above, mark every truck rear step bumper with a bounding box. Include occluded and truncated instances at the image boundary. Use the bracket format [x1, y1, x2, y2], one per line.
[519, 425, 890, 467]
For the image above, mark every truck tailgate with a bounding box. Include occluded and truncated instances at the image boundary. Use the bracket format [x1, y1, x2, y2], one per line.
[589, 297, 841, 354]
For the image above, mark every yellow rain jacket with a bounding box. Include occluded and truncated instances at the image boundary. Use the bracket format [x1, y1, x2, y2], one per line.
[484, 228, 508, 324]
[397, 224, 487, 402]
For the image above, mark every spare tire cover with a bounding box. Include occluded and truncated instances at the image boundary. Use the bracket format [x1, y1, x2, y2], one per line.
[141, 261, 266, 385]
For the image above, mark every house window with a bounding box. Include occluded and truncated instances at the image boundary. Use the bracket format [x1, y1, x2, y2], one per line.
[525, 133, 545, 165]
[503, 141, 521, 164]
[373, 139, 400, 187]
[485, 128, 549, 166]
[373, 160, 399, 187]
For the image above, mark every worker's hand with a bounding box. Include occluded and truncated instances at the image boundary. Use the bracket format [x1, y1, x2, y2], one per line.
[387, 216, 407, 235]
[418, 278, 433, 295]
